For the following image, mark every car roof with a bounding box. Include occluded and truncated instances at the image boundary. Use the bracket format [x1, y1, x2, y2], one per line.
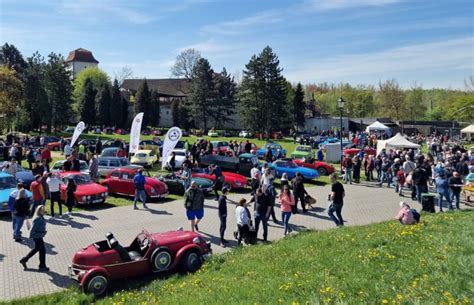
[239, 153, 255, 158]
[112, 165, 143, 172]
[0, 172, 14, 178]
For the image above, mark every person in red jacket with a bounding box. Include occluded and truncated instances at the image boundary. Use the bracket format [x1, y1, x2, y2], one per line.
[30, 175, 46, 217]
[40, 147, 52, 169]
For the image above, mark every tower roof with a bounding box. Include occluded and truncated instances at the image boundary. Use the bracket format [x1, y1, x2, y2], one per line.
[65, 48, 99, 63]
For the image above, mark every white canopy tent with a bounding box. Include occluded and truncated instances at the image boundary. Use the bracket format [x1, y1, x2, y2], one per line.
[377, 133, 420, 155]
[461, 124, 474, 140]
[365, 121, 390, 133]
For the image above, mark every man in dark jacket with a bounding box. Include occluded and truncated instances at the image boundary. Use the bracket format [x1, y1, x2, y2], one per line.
[292, 172, 308, 213]
[218, 188, 230, 246]
[249, 187, 270, 242]
[184, 181, 205, 232]
[13, 189, 30, 242]
[412, 163, 429, 202]
[449, 172, 463, 210]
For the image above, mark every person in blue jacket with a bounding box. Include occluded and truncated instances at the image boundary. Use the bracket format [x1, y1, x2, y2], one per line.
[133, 168, 148, 210]
[8, 183, 24, 239]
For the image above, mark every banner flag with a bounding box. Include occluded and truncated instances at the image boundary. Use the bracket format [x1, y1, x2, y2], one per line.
[129, 113, 144, 154]
[161, 126, 183, 169]
[70, 121, 85, 147]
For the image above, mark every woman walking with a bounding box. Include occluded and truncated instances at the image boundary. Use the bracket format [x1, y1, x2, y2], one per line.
[13, 189, 30, 242]
[20, 205, 49, 271]
[279, 185, 295, 236]
[65, 175, 77, 216]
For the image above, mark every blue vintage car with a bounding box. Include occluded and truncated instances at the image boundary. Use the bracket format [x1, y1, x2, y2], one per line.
[0, 172, 32, 213]
[270, 159, 320, 180]
[0, 162, 35, 189]
[256, 142, 287, 159]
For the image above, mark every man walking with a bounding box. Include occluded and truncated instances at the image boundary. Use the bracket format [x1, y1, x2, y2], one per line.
[184, 181, 205, 232]
[292, 172, 308, 213]
[46, 173, 64, 218]
[218, 187, 230, 246]
[133, 169, 148, 209]
[328, 173, 345, 227]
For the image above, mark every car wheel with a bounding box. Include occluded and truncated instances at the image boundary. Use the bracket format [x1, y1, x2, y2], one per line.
[83, 274, 108, 297]
[223, 182, 232, 192]
[180, 250, 202, 273]
[318, 167, 327, 176]
[151, 248, 172, 272]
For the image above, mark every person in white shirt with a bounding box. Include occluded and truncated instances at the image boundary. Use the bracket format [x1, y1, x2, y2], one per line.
[46, 172, 64, 217]
[402, 157, 416, 175]
[234, 198, 250, 246]
[250, 164, 261, 195]
[2, 158, 18, 177]
[261, 168, 273, 186]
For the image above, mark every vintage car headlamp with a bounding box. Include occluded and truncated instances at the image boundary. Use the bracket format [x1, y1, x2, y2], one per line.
[81, 196, 87, 201]
[193, 237, 202, 244]
[150, 187, 157, 195]
[235, 181, 241, 186]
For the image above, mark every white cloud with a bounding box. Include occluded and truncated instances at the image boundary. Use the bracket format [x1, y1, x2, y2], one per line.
[306, 0, 401, 10]
[284, 37, 474, 88]
[201, 11, 284, 35]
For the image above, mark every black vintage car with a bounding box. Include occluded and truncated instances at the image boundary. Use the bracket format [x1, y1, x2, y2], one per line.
[158, 174, 214, 195]
[199, 153, 258, 177]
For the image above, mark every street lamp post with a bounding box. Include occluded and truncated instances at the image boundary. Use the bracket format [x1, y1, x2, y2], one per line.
[337, 97, 345, 175]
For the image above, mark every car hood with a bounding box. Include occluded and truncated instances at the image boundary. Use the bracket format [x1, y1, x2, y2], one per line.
[222, 172, 247, 182]
[145, 177, 168, 193]
[0, 188, 32, 202]
[152, 230, 199, 246]
[297, 167, 320, 178]
[291, 151, 310, 156]
[72, 243, 121, 267]
[16, 172, 35, 182]
[75, 183, 108, 196]
[192, 177, 213, 187]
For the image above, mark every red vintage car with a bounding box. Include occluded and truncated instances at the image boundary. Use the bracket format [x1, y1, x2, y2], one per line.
[191, 169, 248, 190]
[59, 172, 109, 204]
[69, 230, 212, 296]
[343, 147, 377, 156]
[101, 166, 168, 200]
[293, 159, 335, 176]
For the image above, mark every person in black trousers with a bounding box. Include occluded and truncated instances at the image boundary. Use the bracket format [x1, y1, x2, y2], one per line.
[292, 172, 308, 213]
[218, 188, 230, 247]
[20, 205, 49, 271]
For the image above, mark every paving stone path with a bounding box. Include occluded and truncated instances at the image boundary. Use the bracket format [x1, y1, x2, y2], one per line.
[0, 181, 469, 301]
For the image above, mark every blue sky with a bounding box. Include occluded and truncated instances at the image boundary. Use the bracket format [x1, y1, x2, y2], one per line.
[1, 0, 473, 89]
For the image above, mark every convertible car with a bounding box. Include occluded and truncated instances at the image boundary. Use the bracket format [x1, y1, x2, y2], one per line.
[191, 169, 248, 190]
[69, 230, 212, 296]
[158, 174, 214, 195]
[270, 159, 320, 180]
[59, 172, 109, 205]
[293, 159, 335, 176]
[101, 166, 168, 200]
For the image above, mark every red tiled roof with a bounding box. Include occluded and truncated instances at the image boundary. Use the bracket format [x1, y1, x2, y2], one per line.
[65, 48, 99, 63]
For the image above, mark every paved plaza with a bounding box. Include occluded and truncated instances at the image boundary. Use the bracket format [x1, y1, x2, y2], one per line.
[0, 181, 469, 301]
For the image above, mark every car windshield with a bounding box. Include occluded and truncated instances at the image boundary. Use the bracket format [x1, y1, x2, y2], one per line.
[52, 162, 64, 169]
[174, 151, 186, 156]
[0, 176, 17, 189]
[102, 149, 118, 156]
[297, 146, 311, 152]
[217, 142, 228, 147]
[80, 162, 88, 170]
[136, 153, 147, 158]
[74, 175, 91, 185]
[286, 161, 298, 168]
[120, 159, 129, 166]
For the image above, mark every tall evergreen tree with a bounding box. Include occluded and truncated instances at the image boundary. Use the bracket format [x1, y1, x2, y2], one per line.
[293, 82, 306, 131]
[134, 79, 152, 126]
[150, 90, 161, 127]
[239, 46, 288, 133]
[120, 97, 130, 128]
[44, 52, 73, 129]
[110, 78, 123, 127]
[79, 78, 97, 125]
[212, 68, 236, 129]
[189, 58, 215, 131]
[0, 43, 27, 76]
[171, 99, 180, 127]
[96, 84, 111, 126]
[22, 52, 48, 131]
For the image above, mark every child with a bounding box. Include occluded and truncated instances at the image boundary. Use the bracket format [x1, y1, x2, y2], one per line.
[396, 168, 406, 196]
[395, 202, 419, 225]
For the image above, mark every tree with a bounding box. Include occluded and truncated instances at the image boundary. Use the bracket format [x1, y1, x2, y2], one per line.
[22, 52, 48, 131]
[171, 99, 180, 127]
[73, 67, 110, 105]
[149, 90, 161, 127]
[212, 68, 236, 129]
[292, 82, 306, 131]
[134, 80, 152, 127]
[96, 84, 112, 126]
[0, 66, 23, 129]
[44, 52, 73, 129]
[114, 66, 133, 86]
[188, 58, 215, 131]
[404, 85, 426, 120]
[171, 48, 201, 80]
[239, 46, 288, 134]
[79, 78, 97, 125]
[110, 79, 124, 127]
[377, 79, 406, 120]
[0, 43, 27, 76]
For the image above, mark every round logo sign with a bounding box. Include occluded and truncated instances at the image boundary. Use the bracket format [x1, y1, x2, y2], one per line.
[167, 127, 182, 141]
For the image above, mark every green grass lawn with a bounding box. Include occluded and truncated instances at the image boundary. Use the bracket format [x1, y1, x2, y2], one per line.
[7, 210, 473, 305]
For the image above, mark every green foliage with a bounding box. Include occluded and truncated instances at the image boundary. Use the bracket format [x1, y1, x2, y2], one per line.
[134, 79, 152, 126]
[189, 58, 215, 131]
[95, 84, 111, 126]
[22, 52, 48, 130]
[404, 86, 426, 120]
[72, 67, 110, 105]
[212, 67, 236, 129]
[0, 43, 27, 76]
[0, 66, 23, 128]
[149, 90, 161, 127]
[79, 78, 97, 125]
[110, 79, 124, 127]
[239, 46, 289, 133]
[293, 82, 306, 130]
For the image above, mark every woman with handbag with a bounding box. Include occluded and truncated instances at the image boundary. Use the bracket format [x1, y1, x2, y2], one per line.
[20, 205, 49, 271]
[279, 185, 295, 236]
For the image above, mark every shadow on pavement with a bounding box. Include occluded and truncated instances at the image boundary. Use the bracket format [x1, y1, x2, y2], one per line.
[199, 231, 238, 248]
[23, 239, 58, 255]
[47, 216, 92, 230]
[0, 253, 5, 261]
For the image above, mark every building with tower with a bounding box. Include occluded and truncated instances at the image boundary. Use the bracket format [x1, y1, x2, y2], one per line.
[65, 48, 99, 78]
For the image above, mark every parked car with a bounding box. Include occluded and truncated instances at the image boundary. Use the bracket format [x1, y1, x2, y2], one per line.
[211, 141, 230, 154]
[0, 172, 32, 213]
[163, 149, 187, 170]
[238, 130, 252, 138]
[207, 130, 219, 137]
[343, 147, 377, 156]
[130, 150, 158, 168]
[191, 169, 248, 191]
[293, 159, 335, 176]
[58, 172, 108, 205]
[255, 142, 287, 159]
[270, 159, 319, 180]
[100, 147, 121, 157]
[139, 140, 161, 155]
[199, 153, 258, 177]
[101, 166, 168, 200]
[51, 160, 90, 175]
[98, 157, 131, 177]
[115, 129, 127, 135]
[47, 140, 62, 151]
[290, 145, 313, 159]
[69, 229, 211, 296]
[158, 174, 213, 195]
[15, 166, 35, 189]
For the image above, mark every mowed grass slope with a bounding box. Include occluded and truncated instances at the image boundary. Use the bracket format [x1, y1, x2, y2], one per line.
[7, 210, 473, 305]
